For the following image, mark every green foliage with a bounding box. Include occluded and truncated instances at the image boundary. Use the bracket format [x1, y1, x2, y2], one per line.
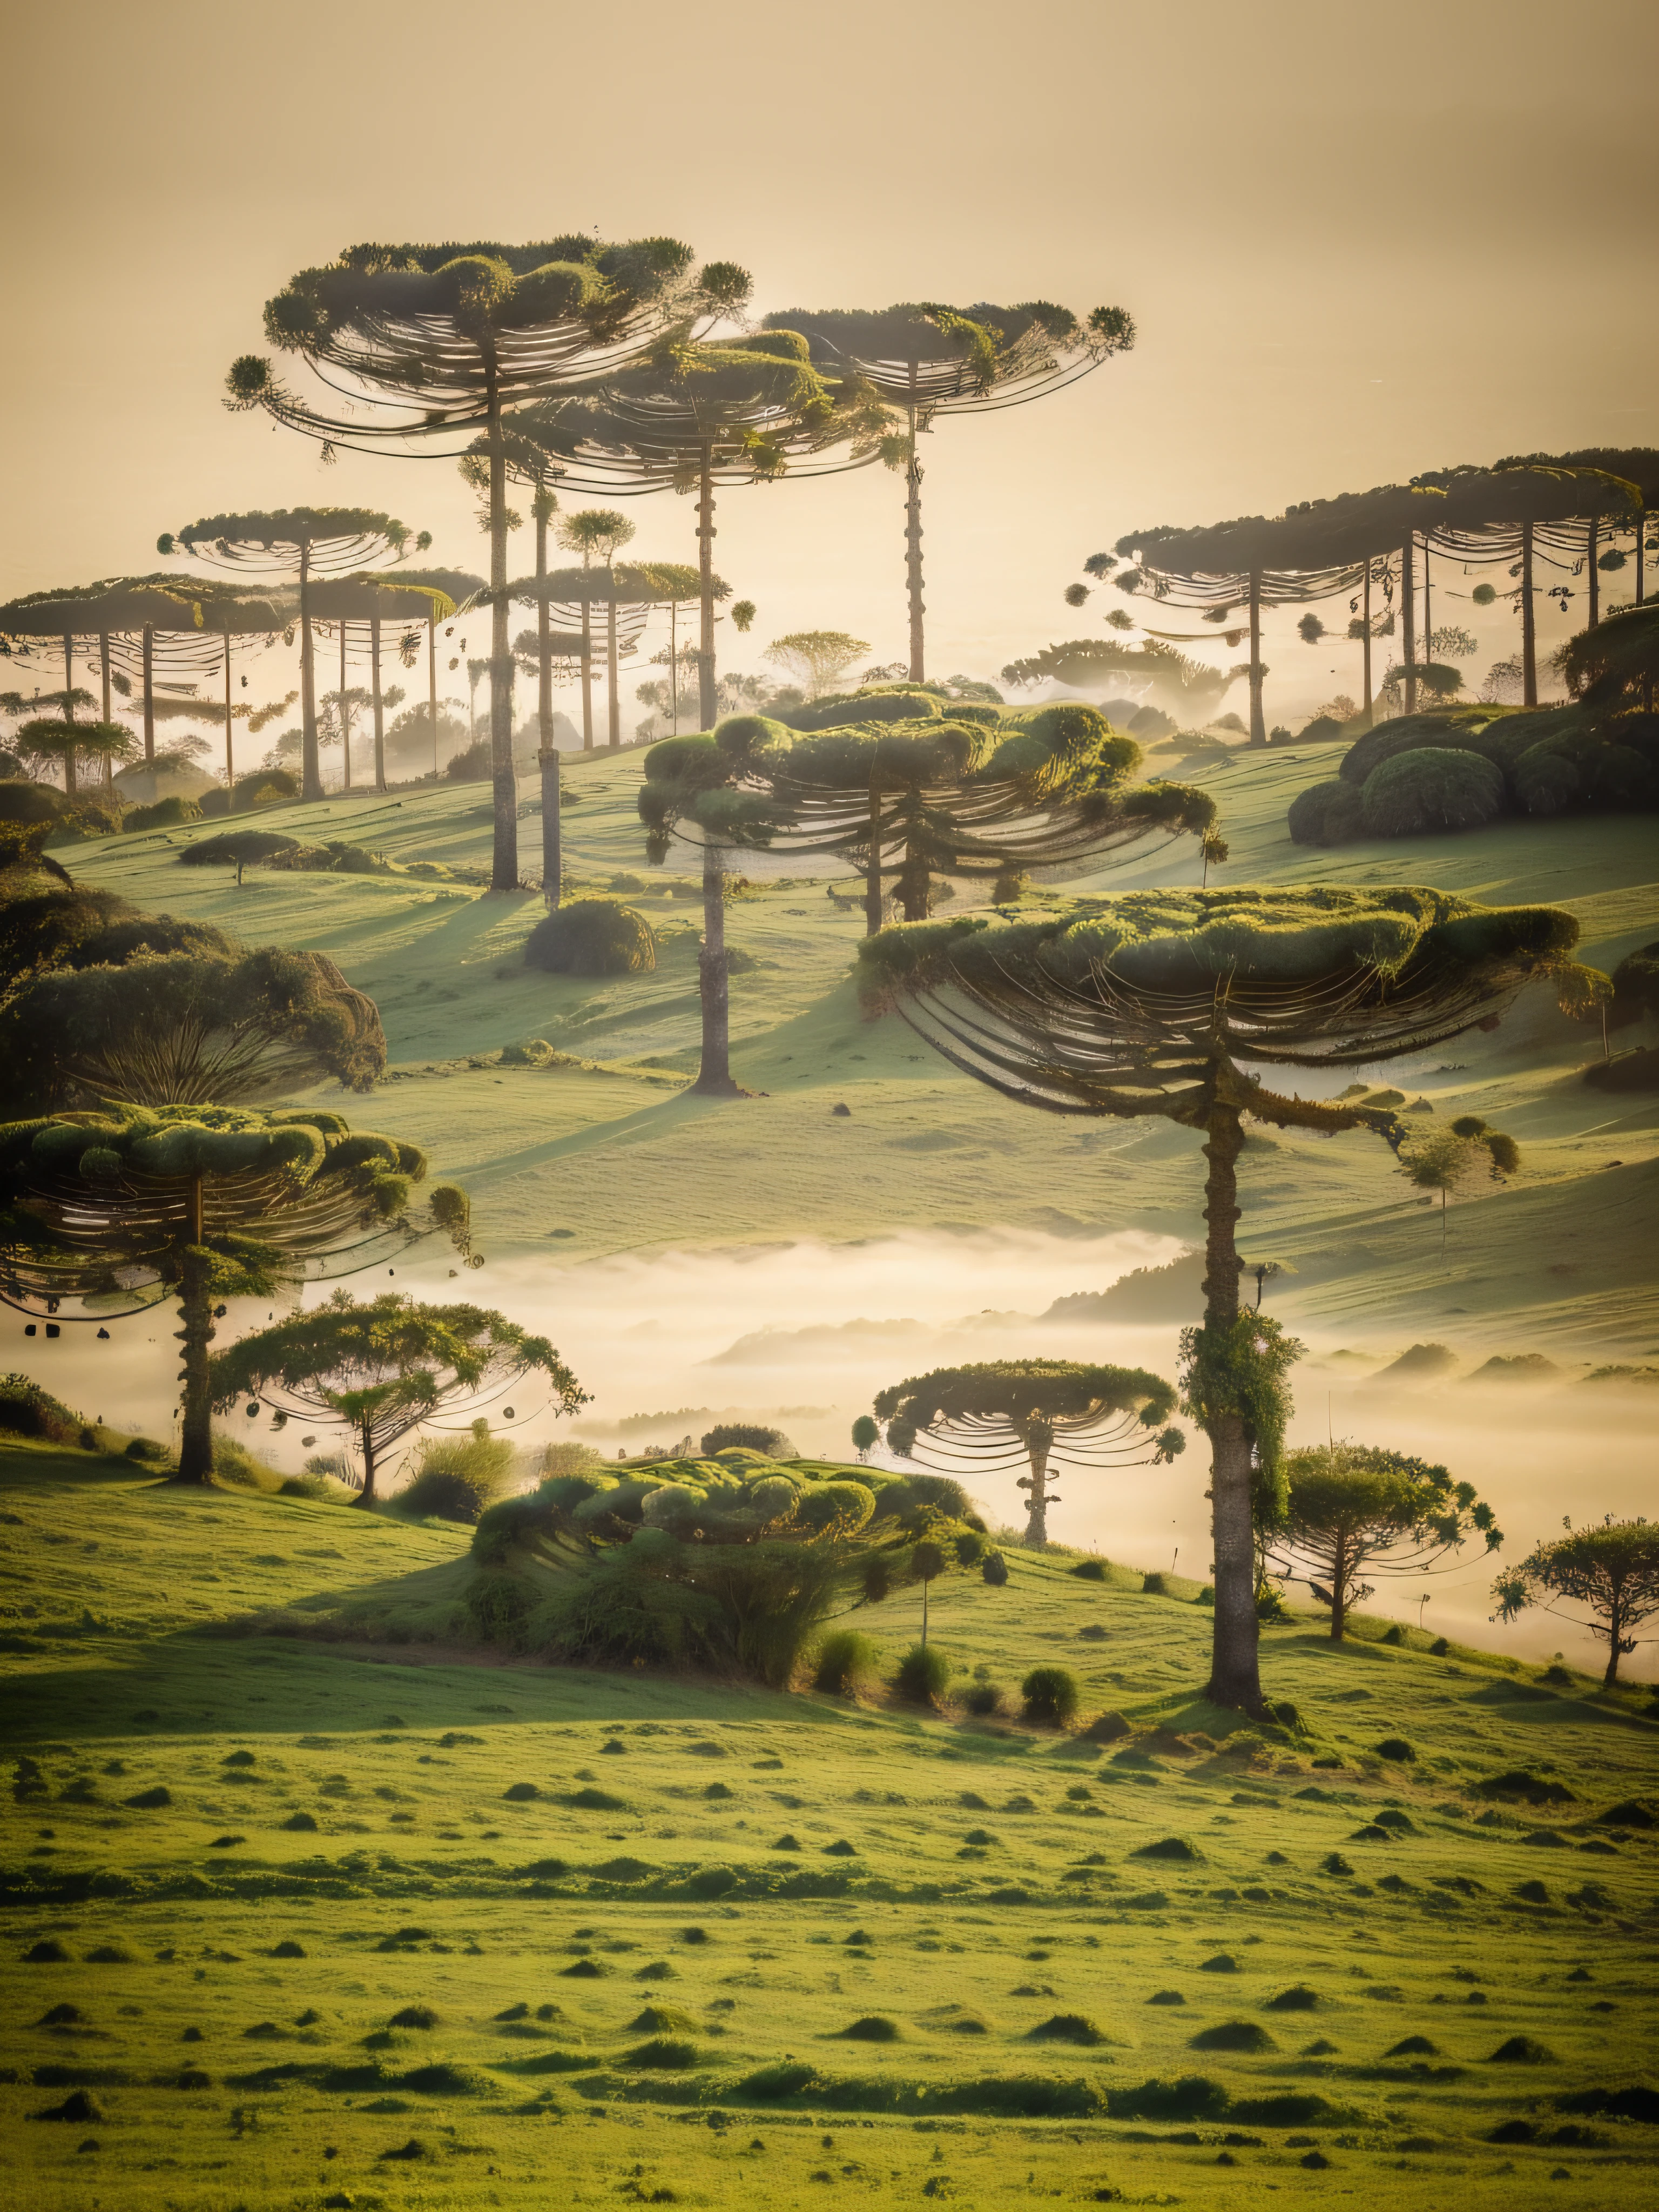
[0, 1372, 86, 1445]
[123, 795, 202, 831]
[0, 781, 70, 825]
[813, 1629, 881, 1695]
[1178, 1314, 1304, 1526]
[1286, 779, 1364, 847]
[895, 1641, 950, 1706]
[523, 898, 657, 976]
[702, 1422, 797, 1459]
[181, 830, 299, 871]
[1020, 1665, 1080, 1728]
[400, 1420, 518, 1523]
[469, 1453, 970, 1688]
[1272, 1441, 1501, 1635]
[1609, 940, 1659, 1028]
[1360, 748, 1506, 837]
[1493, 1518, 1659, 1684]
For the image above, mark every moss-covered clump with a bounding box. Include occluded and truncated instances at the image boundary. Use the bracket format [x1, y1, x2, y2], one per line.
[523, 898, 657, 976]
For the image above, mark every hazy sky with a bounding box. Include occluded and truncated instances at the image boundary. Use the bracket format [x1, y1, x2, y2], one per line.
[4, 0, 1656, 729]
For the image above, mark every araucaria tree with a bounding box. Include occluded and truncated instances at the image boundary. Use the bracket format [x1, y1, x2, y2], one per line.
[227, 239, 745, 884]
[1269, 1442, 1501, 1641]
[764, 301, 1135, 680]
[873, 1360, 1183, 1547]
[210, 1291, 585, 1506]
[158, 512, 428, 802]
[857, 886, 1588, 1712]
[0, 1105, 470, 1486]
[1494, 1518, 1659, 1687]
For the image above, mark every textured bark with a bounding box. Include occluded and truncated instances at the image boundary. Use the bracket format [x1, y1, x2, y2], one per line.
[173, 1180, 215, 1486]
[1329, 1533, 1348, 1641]
[606, 589, 621, 748]
[99, 632, 111, 727]
[578, 563, 595, 751]
[222, 633, 234, 795]
[371, 615, 386, 792]
[904, 389, 925, 684]
[864, 774, 885, 936]
[486, 369, 518, 890]
[692, 838, 739, 1097]
[1587, 518, 1600, 631]
[539, 748, 561, 908]
[339, 625, 352, 793]
[1201, 1101, 1263, 1714]
[697, 443, 718, 731]
[1400, 534, 1417, 716]
[1247, 572, 1265, 745]
[298, 543, 321, 801]
[427, 618, 439, 779]
[354, 1418, 379, 1508]
[1521, 523, 1537, 707]
[1359, 566, 1373, 730]
[1020, 1431, 1054, 1546]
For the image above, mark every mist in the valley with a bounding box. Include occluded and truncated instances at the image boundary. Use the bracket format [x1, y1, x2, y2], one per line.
[17, 1225, 1652, 1683]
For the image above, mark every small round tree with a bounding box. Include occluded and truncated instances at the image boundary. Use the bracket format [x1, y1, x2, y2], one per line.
[210, 1290, 585, 1506]
[873, 1360, 1182, 1547]
[1268, 1444, 1501, 1641]
[1400, 1116, 1520, 1263]
[0, 1104, 470, 1486]
[1493, 1518, 1659, 1687]
[857, 886, 1590, 1712]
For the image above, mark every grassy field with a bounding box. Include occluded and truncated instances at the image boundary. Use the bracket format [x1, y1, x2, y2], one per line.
[60, 736, 1659, 1359]
[2, 1435, 1655, 2211]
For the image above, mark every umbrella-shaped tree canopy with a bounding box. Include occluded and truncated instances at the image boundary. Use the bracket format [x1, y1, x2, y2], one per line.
[228, 239, 746, 886]
[159, 511, 430, 801]
[210, 1290, 586, 1506]
[763, 300, 1135, 682]
[874, 1358, 1182, 1547]
[857, 887, 1591, 1713]
[0, 1103, 471, 1484]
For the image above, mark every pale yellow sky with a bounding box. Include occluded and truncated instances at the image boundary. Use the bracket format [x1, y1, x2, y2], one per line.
[3, 0, 1655, 730]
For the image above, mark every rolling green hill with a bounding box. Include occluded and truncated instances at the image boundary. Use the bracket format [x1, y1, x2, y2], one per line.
[1, 1437, 1654, 2210]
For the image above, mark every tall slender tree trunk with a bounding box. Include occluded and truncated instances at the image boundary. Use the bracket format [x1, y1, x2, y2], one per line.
[1021, 1431, 1054, 1546]
[1587, 518, 1600, 630]
[697, 441, 718, 731]
[339, 625, 352, 793]
[1602, 1598, 1625, 1687]
[865, 771, 885, 936]
[60, 635, 79, 797]
[1360, 567, 1373, 730]
[897, 794, 930, 921]
[606, 582, 621, 748]
[485, 364, 518, 891]
[692, 835, 739, 1097]
[354, 1418, 379, 1508]
[428, 616, 439, 779]
[669, 600, 679, 736]
[1201, 1101, 1263, 1714]
[535, 503, 559, 907]
[1521, 522, 1537, 707]
[1400, 535, 1417, 714]
[1422, 542, 1433, 666]
[299, 544, 321, 801]
[1247, 572, 1265, 745]
[371, 616, 386, 792]
[142, 622, 156, 765]
[222, 632, 234, 795]
[173, 1177, 215, 1486]
[1329, 1534, 1347, 1641]
[579, 555, 595, 750]
[98, 632, 111, 727]
[905, 379, 926, 685]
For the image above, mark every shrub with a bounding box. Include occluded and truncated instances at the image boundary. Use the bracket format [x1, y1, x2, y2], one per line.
[895, 1643, 951, 1707]
[836, 2015, 900, 2041]
[180, 830, 299, 870]
[963, 1683, 1004, 1716]
[702, 1422, 797, 1459]
[400, 1420, 517, 1523]
[1133, 1836, 1201, 1862]
[1083, 1710, 1132, 1743]
[1021, 1667, 1080, 1728]
[1373, 1738, 1417, 1762]
[1360, 747, 1505, 836]
[0, 782, 69, 825]
[814, 1629, 881, 1696]
[1489, 2035, 1556, 2063]
[0, 1373, 84, 1444]
[1265, 1985, 1320, 2011]
[445, 738, 492, 780]
[1071, 1559, 1108, 1581]
[212, 1434, 273, 1488]
[1190, 2021, 1277, 2053]
[523, 897, 657, 976]
[123, 794, 203, 832]
[1028, 2013, 1104, 2045]
[981, 1551, 1008, 1587]
[1287, 778, 1365, 846]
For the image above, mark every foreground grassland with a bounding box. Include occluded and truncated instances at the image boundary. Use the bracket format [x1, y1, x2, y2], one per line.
[68, 737, 1659, 1355]
[2, 1441, 1655, 2211]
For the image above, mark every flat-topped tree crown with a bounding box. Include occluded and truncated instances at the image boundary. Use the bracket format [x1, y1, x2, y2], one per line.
[0, 1103, 471, 1486]
[874, 1358, 1182, 1548]
[765, 299, 1135, 681]
[211, 1290, 585, 1507]
[229, 237, 745, 886]
[858, 886, 1592, 1716]
[159, 510, 429, 802]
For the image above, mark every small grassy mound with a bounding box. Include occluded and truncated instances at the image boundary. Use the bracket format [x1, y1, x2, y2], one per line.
[523, 898, 657, 976]
[1190, 2021, 1277, 2054]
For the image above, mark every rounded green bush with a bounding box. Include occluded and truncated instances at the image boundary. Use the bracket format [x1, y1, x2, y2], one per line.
[181, 829, 299, 869]
[1287, 778, 1365, 846]
[981, 1550, 1009, 1587]
[1373, 1737, 1417, 1762]
[0, 782, 68, 825]
[702, 1421, 796, 1458]
[1360, 748, 1505, 837]
[964, 1682, 1004, 1716]
[814, 1629, 881, 1696]
[1021, 1666, 1081, 1728]
[124, 795, 201, 832]
[523, 897, 657, 976]
[895, 1642, 951, 1706]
